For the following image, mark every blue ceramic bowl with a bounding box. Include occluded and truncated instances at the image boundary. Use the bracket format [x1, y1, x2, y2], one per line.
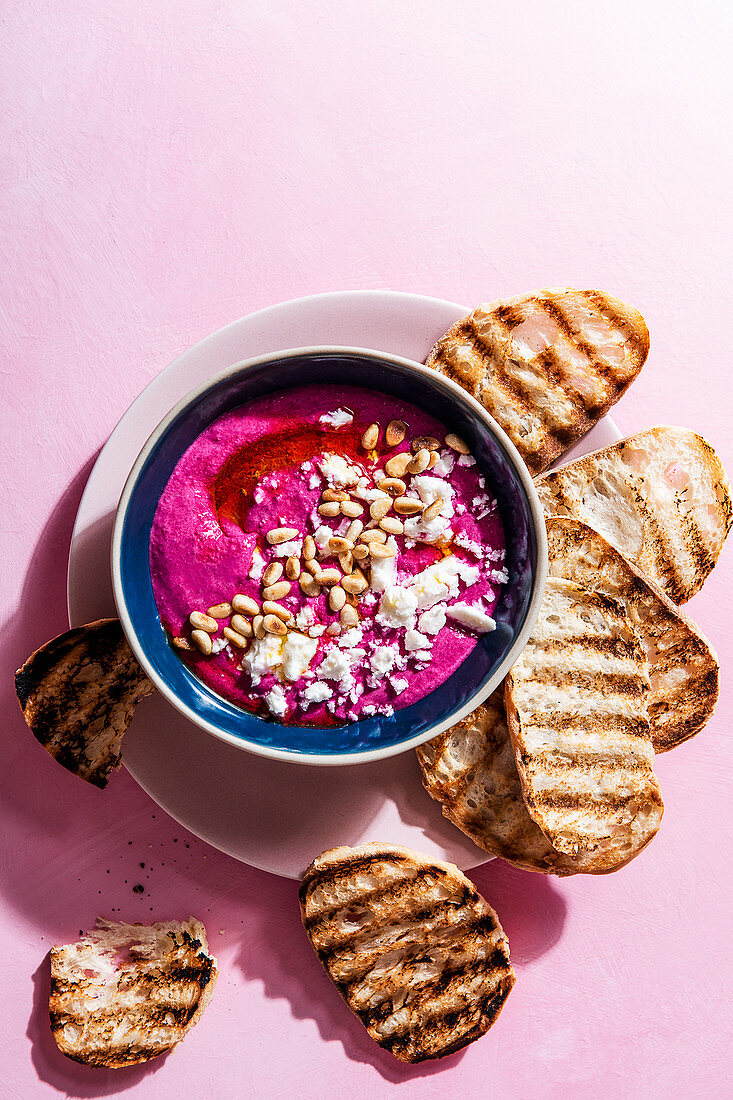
[112, 347, 547, 765]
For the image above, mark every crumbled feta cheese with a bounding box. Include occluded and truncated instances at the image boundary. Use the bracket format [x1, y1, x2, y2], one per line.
[454, 534, 482, 557]
[370, 644, 400, 676]
[308, 625, 326, 638]
[490, 567, 509, 584]
[272, 539, 302, 558]
[412, 650, 432, 664]
[370, 540, 398, 592]
[405, 629, 431, 652]
[265, 685, 288, 717]
[253, 486, 266, 504]
[281, 632, 318, 681]
[413, 476, 455, 516]
[446, 604, 496, 633]
[457, 453, 476, 466]
[340, 627, 364, 648]
[313, 525, 333, 551]
[319, 408, 354, 429]
[418, 606, 446, 635]
[316, 648, 353, 682]
[308, 473, 321, 490]
[300, 681, 333, 706]
[295, 606, 315, 629]
[318, 452, 361, 487]
[240, 635, 285, 687]
[248, 548, 265, 581]
[390, 677, 409, 695]
[430, 451, 455, 477]
[210, 636, 228, 654]
[377, 585, 419, 629]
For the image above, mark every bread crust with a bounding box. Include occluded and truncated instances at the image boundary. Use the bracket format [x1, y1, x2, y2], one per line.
[300, 843, 515, 1062]
[426, 288, 649, 475]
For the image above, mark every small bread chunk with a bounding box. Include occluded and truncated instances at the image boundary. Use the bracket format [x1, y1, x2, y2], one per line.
[536, 426, 732, 604]
[50, 918, 217, 1068]
[426, 288, 649, 475]
[15, 618, 154, 788]
[505, 579, 664, 873]
[546, 517, 719, 751]
[300, 843, 515, 1062]
[416, 689, 581, 875]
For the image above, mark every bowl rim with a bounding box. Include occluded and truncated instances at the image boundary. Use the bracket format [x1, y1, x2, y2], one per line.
[111, 344, 547, 765]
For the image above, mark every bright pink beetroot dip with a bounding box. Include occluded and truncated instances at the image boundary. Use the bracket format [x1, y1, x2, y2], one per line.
[149, 384, 506, 725]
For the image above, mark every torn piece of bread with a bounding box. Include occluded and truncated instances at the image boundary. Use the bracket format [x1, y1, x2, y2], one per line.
[505, 578, 664, 873]
[536, 427, 732, 604]
[416, 689, 580, 875]
[15, 618, 154, 788]
[546, 517, 719, 751]
[300, 843, 515, 1062]
[50, 917, 217, 1068]
[426, 288, 648, 475]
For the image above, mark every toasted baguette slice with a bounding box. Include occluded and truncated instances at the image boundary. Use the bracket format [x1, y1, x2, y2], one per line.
[15, 619, 154, 788]
[537, 427, 732, 604]
[50, 917, 217, 1068]
[546, 517, 719, 751]
[505, 578, 664, 873]
[426, 288, 648, 475]
[416, 690, 581, 875]
[300, 843, 515, 1062]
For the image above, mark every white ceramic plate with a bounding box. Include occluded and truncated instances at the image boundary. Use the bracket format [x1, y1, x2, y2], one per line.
[68, 290, 621, 879]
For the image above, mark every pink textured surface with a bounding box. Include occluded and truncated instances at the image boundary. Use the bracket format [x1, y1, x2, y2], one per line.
[1, 2, 731, 1098]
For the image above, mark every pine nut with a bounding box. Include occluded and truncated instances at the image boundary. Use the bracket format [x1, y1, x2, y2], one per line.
[407, 448, 431, 474]
[361, 422, 380, 450]
[322, 488, 349, 502]
[328, 535, 354, 553]
[422, 499, 443, 522]
[299, 574, 320, 597]
[379, 516, 404, 535]
[303, 535, 316, 560]
[340, 499, 363, 518]
[191, 629, 213, 655]
[369, 497, 391, 521]
[340, 604, 358, 627]
[342, 570, 368, 594]
[262, 562, 284, 586]
[346, 519, 364, 541]
[445, 433, 470, 454]
[189, 611, 218, 633]
[411, 435, 440, 452]
[285, 556, 301, 580]
[263, 614, 287, 636]
[338, 551, 354, 573]
[385, 419, 408, 447]
[361, 528, 387, 543]
[253, 614, 266, 638]
[230, 614, 254, 637]
[232, 594, 259, 617]
[384, 453, 411, 478]
[266, 526, 299, 544]
[377, 477, 406, 496]
[207, 602, 232, 619]
[262, 600, 292, 622]
[352, 543, 369, 560]
[172, 636, 193, 651]
[305, 558, 321, 576]
[314, 567, 342, 586]
[428, 450, 439, 468]
[369, 542, 397, 558]
[224, 627, 249, 649]
[262, 580, 291, 600]
[318, 501, 341, 517]
[393, 496, 424, 515]
[329, 585, 346, 612]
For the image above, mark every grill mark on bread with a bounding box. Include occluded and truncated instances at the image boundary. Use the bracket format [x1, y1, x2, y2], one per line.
[582, 289, 646, 356]
[537, 296, 608, 380]
[521, 669, 648, 699]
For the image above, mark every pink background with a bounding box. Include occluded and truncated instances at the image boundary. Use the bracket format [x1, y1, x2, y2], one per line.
[2, 2, 732, 1098]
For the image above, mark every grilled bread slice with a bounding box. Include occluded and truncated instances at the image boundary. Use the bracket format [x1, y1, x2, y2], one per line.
[15, 618, 154, 788]
[547, 517, 719, 751]
[426, 288, 648, 475]
[537, 427, 732, 604]
[300, 843, 515, 1062]
[505, 578, 664, 873]
[50, 917, 217, 1068]
[416, 690, 581, 875]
